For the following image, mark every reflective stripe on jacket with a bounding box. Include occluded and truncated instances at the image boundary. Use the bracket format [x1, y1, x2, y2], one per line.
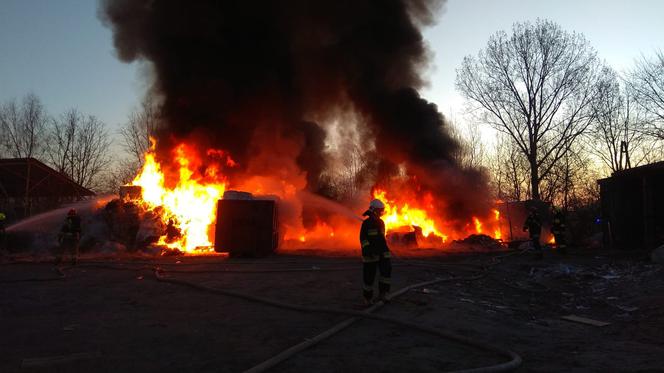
[360, 210, 389, 256]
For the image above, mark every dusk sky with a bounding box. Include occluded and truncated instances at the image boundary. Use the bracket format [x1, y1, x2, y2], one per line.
[1, 0, 662, 136]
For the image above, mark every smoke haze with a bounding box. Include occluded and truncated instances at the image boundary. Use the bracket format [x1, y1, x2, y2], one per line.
[100, 0, 490, 229]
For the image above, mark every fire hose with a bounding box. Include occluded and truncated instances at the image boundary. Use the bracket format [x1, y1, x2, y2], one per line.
[153, 266, 522, 372]
[1, 257, 524, 371]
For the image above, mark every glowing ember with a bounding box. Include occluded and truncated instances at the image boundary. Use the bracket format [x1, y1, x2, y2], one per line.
[131, 140, 229, 253]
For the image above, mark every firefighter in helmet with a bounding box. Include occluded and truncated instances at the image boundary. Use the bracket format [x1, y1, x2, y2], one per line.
[359, 198, 392, 305]
[551, 207, 568, 254]
[57, 209, 81, 265]
[523, 205, 542, 259]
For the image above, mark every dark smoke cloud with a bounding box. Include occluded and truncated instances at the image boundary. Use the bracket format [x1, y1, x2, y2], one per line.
[100, 0, 491, 221]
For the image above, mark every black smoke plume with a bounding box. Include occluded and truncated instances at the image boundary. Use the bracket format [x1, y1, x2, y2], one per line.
[100, 0, 491, 223]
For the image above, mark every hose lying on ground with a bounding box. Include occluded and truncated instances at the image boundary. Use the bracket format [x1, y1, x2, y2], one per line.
[154, 269, 521, 372]
[2, 256, 522, 371]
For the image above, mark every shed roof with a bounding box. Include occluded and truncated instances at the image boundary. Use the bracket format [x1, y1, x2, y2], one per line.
[0, 158, 95, 198]
[598, 161, 664, 185]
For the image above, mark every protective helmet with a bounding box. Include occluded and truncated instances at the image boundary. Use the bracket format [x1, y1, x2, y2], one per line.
[67, 209, 77, 216]
[369, 199, 385, 210]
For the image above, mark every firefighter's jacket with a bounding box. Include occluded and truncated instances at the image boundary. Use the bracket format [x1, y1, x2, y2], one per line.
[552, 212, 566, 235]
[360, 210, 390, 259]
[523, 212, 541, 239]
[60, 216, 82, 240]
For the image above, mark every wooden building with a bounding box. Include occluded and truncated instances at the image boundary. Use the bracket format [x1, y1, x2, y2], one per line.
[598, 161, 664, 251]
[0, 158, 95, 223]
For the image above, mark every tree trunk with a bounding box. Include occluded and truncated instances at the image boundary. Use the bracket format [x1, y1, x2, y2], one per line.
[529, 147, 540, 200]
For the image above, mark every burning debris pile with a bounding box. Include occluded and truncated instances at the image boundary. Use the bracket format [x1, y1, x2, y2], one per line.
[455, 234, 504, 251]
[99, 0, 505, 255]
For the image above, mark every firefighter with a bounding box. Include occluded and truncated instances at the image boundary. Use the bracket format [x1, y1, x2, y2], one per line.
[57, 209, 81, 265]
[359, 198, 392, 305]
[523, 205, 542, 259]
[551, 208, 568, 254]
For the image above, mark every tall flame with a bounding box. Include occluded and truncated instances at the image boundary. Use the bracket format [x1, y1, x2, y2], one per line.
[126, 139, 506, 254]
[492, 209, 502, 240]
[473, 217, 483, 233]
[372, 188, 448, 242]
[131, 141, 228, 253]
[371, 188, 504, 244]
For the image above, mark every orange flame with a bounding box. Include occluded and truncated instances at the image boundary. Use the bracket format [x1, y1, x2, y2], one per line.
[492, 209, 502, 240]
[131, 140, 229, 253]
[473, 217, 483, 234]
[371, 188, 504, 245]
[373, 188, 448, 242]
[128, 138, 507, 254]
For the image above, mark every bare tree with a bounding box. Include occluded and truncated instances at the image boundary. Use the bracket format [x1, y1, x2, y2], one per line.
[488, 134, 530, 202]
[449, 120, 486, 169]
[539, 142, 593, 209]
[626, 50, 664, 139]
[0, 93, 47, 159]
[46, 109, 112, 191]
[0, 94, 49, 215]
[335, 144, 374, 201]
[589, 67, 652, 173]
[97, 159, 138, 195]
[456, 19, 602, 200]
[120, 96, 162, 167]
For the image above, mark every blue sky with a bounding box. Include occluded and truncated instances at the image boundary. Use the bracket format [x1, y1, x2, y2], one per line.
[1, 0, 662, 137]
[423, 0, 664, 120]
[0, 0, 140, 129]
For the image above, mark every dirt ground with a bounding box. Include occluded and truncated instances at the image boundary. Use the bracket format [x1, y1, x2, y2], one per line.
[1, 246, 663, 372]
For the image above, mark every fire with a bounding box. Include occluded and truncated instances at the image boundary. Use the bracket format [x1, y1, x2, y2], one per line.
[131, 140, 229, 253]
[492, 209, 502, 240]
[372, 188, 448, 242]
[473, 217, 482, 233]
[371, 188, 504, 244]
[126, 138, 506, 254]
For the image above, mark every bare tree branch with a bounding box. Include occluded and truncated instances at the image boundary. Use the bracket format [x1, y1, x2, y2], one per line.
[588, 67, 660, 173]
[626, 50, 664, 139]
[46, 109, 112, 191]
[457, 19, 602, 200]
[119, 95, 162, 166]
[0, 93, 48, 159]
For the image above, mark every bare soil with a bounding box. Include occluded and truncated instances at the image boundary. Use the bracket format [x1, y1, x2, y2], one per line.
[1, 247, 663, 372]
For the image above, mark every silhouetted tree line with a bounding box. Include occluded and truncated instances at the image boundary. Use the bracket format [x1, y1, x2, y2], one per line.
[456, 19, 664, 211]
[0, 93, 164, 196]
[0, 94, 111, 192]
[2, 19, 662, 214]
